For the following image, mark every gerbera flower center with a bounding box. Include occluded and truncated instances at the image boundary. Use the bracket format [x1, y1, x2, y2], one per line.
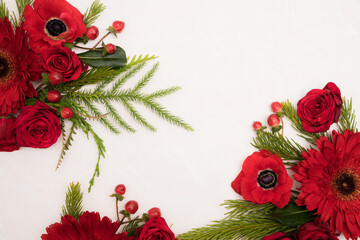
[0, 56, 9, 78]
[257, 169, 278, 189]
[46, 19, 67, 37]
[332, 169, 360, 201]
[0, 49, 16, 87]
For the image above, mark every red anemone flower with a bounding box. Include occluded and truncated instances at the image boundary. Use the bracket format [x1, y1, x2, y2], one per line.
[41, 211, 131, 240]
[293, 130, 360, 240]
[24, 0, 86, 53]
[231, 150, 292, 208]
[0, 17, 40, 116]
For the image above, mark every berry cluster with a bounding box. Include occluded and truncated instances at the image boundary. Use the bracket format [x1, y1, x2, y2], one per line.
[252, 101, 283, 133]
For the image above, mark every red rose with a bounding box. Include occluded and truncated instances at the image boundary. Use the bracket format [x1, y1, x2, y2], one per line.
[297, 82, 342, 133]
[23, 0, 86, 53]
[15, 101, 61, 148]
[41, 46, 88, 82]
[137, 217, 176, 240]
[295, 222, 339, 240]
[263, 232, 291, 240]
[231, 150, 292, 208]
[0, 117, 19, 152]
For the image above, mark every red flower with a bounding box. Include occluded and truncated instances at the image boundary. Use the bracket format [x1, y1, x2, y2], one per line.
[0, 117, 19, 152]
[15, 101, 61, 148]
[23, 0, 86, 53]
[294, 222, 339, 240]
[297, 82, 342, 133]
[41, 46, 88, 82]
[137, 217, 176, 240]
[231, 150, 292, 208]
[263, 232, 291, 240]
[41, 211, 131, 240]
[0, 17, 40, 116]
[292, 130, 360, 239]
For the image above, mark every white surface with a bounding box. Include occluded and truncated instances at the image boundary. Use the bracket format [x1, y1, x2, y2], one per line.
[1, 0, 360, 239]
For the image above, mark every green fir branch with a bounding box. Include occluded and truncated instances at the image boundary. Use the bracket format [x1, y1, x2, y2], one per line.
[126, 54, 157, 69]
[131, 62, 159, 93]
[61, 182, 83, 220]
[251, 130, 305, 162]
[146, 86, 181, 99]
[103, 101, 136, 133]
[109, 62, 146, 94]
[0, 0, 10, 20]
[177, 200, 296, 240]
[120, 98, 156, 131]
[56, 121, 77, 170]
[12, 0, 33, 26]
[337, 97, 358, 133]
[83, 0, 105, 27]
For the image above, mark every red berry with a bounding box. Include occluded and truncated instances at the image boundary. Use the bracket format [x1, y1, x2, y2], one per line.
[267, 114, 280, 127]
[112, 21, 125, 33]
[48, 72, 63, 85]
[125, 200, 139, 214]
[252, 121, 262, 131]
[61, 107, 74, 119]
[47, 90, 61, 103]
[271, 101, 282, 113]
[86, 26, 99, 40]
[106, 44, 116, 54]
[115, 184, 126, 195]
[148, 207, 162, 218]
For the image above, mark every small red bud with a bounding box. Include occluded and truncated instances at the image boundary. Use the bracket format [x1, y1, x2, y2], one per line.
[115, 184, 126, 195]
[86, 26, 99, 40]
[267, 114, 280, 127]
[112, 21, 125, 33]
[271, 101, 282, 113]
[48, 72, 63, 85]
[125, 200, 139, 214]
[252, 121, 262, 131]
[47, 90, 61, 103]
[148, 207, 162, 218]
[106, 43, 116, 54]
[61, 107, 74, 119]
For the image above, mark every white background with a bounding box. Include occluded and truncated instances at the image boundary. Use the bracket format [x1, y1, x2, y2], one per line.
[1, 0, 360, 239]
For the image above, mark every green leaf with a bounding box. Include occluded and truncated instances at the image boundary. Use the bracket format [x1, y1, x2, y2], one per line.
[120, 210, 131, 220]
[270, 202, 314, 227]
[78, 46, 126, 68]
[26, 98, 37, 106]
[110, 193, 124, 201]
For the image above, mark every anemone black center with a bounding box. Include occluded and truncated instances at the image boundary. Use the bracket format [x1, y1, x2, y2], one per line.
[335, 173, 356, 196]
[0, 56, 9, 79]
[46, 19, 67, 37]
[257, 170, 277, 189]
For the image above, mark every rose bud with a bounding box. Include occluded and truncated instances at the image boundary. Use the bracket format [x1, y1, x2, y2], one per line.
[47, 90, 61, 103]
[86, 26, 99, 40]
[61, 107, 74, 119]
[106, 43, 116, 54]
[112, 21, 125, 33]
[271, 101, 282, 113]
[267, 114, 280, 127]
[252, 121, 262, 131]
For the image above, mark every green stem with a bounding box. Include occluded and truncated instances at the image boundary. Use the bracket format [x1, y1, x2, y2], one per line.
[93, 32, 111, 49]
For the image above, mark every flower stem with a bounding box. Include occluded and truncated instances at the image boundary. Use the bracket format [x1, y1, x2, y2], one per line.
[93, 32, 111, 49]
[74, 45, 102, 51]
[116, 199, 120, 222]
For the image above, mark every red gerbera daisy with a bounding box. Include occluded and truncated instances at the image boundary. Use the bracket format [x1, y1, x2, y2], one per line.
[292, 130, 360, 240]
[0, 17, 40, 116]
[41, 211, 130, 240]
[231, 150, 293, 208]
[23, 0, 86, 53]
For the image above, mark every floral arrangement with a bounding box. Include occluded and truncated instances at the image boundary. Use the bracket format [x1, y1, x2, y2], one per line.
[0, 0, 192, 191]
[178, 82, 359, 240]
[42, 182, 177, 240]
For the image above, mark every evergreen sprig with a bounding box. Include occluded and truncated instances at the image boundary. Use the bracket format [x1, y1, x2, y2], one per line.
[56, 120, 77, 170]
[337, 97, 358, 133]
[83, 0, 105, 27]
[0, 0, 9, 20]
[177, 200, 296, 240]
[251, 130, 305, 164]
[12, 0, 33, 26]
[61, 182, 84, 220]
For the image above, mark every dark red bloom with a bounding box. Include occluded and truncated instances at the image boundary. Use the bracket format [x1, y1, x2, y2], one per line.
[0, 117, 19, 152]
[294, 222, 339, 240]
[23, 0, 86, 53]
[263, 232, 291, 240]
[292, 130, 360, 239]
[231, 150, 292, 208]
[0, 17, 40, 116]
[15, 101, 61, 148]
[297, 82, 342, 133]
[41, 211, 131, 240]
[137, 217, 176, 240]
[41, 46, 88, 82]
